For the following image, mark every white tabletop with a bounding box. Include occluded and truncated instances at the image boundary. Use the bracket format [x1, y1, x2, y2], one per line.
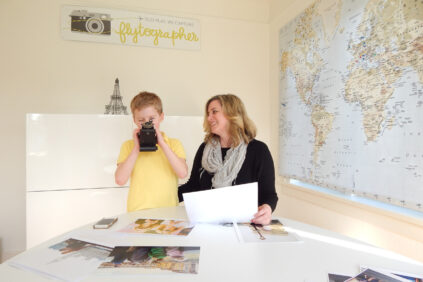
[1, 206, 423, 281]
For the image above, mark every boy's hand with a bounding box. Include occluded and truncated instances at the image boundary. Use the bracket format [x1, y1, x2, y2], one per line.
[115, 127, 141, 186]
[132, 128, 141, 152]
[154, 122, 165, 147]
[150, 116, 187, 179]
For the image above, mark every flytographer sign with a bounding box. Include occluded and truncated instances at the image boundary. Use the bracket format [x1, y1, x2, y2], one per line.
[61, 5, 201, 50]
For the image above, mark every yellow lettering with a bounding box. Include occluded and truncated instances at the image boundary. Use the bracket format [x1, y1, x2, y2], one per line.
[152, 29, 161, 46]
[114, 22, 200, 46]
[131, 23, 141, 43]
[178, 27, 186, 40]
[171, 30, 179, 46]
[143, 28, 151, 37]
[115, 22, 128, 43]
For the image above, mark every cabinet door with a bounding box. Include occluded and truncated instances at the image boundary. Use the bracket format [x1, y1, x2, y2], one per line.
[26, 187, 128, 249]
[26, 114, 133, 191]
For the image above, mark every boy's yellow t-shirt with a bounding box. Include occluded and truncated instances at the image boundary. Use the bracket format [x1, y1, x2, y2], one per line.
[117, 132, 186, 212]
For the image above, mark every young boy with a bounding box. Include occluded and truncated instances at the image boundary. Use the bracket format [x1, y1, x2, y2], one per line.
[115, 91, 188, 212]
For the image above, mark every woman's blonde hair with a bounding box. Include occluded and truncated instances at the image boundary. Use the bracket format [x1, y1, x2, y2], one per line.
[204, 94, 256, 147]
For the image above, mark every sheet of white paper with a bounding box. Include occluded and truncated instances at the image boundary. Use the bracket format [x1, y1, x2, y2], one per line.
[183, 182, 258, 224]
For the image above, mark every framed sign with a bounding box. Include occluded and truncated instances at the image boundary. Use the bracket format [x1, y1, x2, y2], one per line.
[61, 5, 201, 50]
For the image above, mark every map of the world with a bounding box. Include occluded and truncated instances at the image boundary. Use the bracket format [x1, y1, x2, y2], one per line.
[279, 0, 423, 210]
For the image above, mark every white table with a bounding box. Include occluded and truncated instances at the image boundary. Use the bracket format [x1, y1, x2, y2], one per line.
[1, 206, 423, 281]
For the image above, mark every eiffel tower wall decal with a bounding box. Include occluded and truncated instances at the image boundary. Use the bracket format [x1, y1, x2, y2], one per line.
[105, 78, 128, 115]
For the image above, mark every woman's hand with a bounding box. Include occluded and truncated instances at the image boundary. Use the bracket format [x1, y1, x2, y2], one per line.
[251, 204, 272, 225]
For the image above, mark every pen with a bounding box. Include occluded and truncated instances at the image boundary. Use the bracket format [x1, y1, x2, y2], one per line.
[251, 223, 266, 240]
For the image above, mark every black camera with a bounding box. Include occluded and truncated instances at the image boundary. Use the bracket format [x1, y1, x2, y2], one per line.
[137, 120, 158, 152]
[70, 10, 111, 35]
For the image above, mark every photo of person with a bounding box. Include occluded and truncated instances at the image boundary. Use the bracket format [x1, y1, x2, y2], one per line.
[348, 268, 410, 282]
[135, 219, 162, 230]
[328, 273, 352, 282]
[10, 238, 113, 281]
[49, 238, 112, 260]
[118, 218, 194, 236]
[359, 266, 423, 282]
[248, 219, 288, 236]
[99, 246, 200, 274]
[53, 238, 88, 255]
[236, 220, 300, 243]
[238, 219, 288, 238]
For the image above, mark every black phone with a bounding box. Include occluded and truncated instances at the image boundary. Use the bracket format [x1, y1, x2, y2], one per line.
[93, 217, 118, 229]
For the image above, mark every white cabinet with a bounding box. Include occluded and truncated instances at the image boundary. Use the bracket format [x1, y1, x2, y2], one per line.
[26, 188, 129, 249]
[26, 114, 203, 248]
[26, 114, 133, 191]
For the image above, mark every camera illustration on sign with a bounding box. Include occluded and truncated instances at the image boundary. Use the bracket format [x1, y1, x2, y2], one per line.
[70, 10, 111, 35]
[138, 120, 158, 152]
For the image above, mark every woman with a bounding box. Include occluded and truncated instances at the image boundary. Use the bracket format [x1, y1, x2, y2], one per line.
[178, 94, 278, 225]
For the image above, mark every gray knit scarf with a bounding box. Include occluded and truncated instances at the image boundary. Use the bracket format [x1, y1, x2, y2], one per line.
[201, 137, 247, 188]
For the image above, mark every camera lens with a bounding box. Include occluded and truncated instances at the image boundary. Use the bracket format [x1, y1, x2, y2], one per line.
[86, 18, 104, 33]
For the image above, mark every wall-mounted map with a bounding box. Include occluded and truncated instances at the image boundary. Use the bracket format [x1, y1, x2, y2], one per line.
[279, 0, 423, 211]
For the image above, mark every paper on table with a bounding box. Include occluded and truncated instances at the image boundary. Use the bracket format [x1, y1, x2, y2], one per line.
[237, 220, 301, 243]
[359, 266, 423, 281]
[346, 268, 410, 282]
[98, 246, 200, 274]
[8, 238, 113, 281]
[182, 182, 258, 224]
[117, 219, 194, 236]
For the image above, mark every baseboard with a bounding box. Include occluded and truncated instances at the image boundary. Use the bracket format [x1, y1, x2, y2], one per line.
[275, 182, 423, 263]
[1, 249, 24, 263]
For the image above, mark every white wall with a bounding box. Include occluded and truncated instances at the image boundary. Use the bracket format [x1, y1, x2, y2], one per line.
[0, 0, 270, 261]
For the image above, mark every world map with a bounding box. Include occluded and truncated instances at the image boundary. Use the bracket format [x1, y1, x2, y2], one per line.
[278, 0, 423, 210]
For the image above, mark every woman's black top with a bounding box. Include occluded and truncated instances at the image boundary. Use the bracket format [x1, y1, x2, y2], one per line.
[178, 139, 278, 211]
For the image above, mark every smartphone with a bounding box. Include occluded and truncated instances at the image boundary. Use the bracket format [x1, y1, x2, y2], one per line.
[93, 217, 118, 229]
